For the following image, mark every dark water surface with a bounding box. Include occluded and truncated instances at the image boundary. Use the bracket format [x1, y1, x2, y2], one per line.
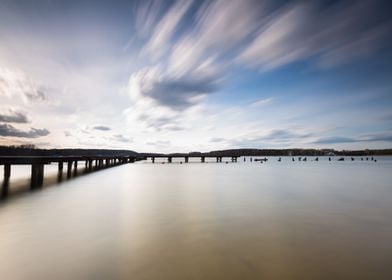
[1, 157, 392, 279]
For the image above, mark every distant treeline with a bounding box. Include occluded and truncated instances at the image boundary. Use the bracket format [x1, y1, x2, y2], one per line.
[0, 146, 138, 157]
[1, 146, 392, 157]
[143, 148, 392, 157]
[201, 149, 392, 157]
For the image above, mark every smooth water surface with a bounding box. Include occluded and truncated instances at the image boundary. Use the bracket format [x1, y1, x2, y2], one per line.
[1, 157, 392, 279]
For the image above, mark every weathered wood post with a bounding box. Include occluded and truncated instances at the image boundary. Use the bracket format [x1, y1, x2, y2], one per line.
[168, 156, 172, 163]
[58, 162, 63, 172]
[31, 164, 44, 189]
[67, 161, 73, 178]
[38, 164, 44, 186]
[185, 156, 189, 163]
[57, 162, 63, 182]
[88, 159, 93, 170]
[201, 156, 205, 163]
[2, 164, 11, 197]
[73, 161, 78, 176]
[152, 157, 155, 163]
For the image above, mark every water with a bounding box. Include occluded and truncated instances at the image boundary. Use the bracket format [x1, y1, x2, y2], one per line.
[1, 157, 392, 279]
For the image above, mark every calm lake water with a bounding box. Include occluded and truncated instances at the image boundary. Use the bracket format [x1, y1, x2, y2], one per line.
[1, 157, 392, 279]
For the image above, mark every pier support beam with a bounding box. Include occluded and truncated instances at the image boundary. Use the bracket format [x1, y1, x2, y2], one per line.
[152, 157, 155, 163]
[2, 164, 11, 197]
[31, 164, 44, 189]
[73, 161, 78, 176]
[88, 160, 93, 170]
[67, 161, 73, 178]
[57, 162, 63, 181]
[58, 162, 63, 172]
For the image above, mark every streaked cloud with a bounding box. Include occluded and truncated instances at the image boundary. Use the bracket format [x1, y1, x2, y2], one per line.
[0, 124, 49, 138]
[93, 125, 111, 131]
[112, 134, 132, 143]
[0, 67, 48, 103]
[238, 1, 392, 70]
[250, 98, 273, 108]
[313, 132, 392, 144]
[0, 109, 29, 123]
[142, 0, 192, 60]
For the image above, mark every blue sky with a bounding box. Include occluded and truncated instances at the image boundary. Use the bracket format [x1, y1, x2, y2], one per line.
[0, 0, 391, 152]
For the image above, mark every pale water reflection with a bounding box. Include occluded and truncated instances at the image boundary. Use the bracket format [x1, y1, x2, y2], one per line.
[0, 157, 391, 279]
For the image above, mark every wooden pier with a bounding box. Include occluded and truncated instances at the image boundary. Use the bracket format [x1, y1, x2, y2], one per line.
[1, 155, 140, 197]
[145, 155, 238, 163]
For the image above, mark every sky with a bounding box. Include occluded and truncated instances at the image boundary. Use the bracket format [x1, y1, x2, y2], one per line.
[0, 0, 391, 153]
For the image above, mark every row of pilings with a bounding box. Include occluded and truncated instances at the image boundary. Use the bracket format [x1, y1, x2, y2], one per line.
[1, 156, 136, 199]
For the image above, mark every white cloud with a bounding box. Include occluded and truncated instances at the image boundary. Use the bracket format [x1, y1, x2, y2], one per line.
[250, 97, 273, 108]
[0, 67, 48, 103]
[238, 1, 392, 70]
[142, 0, 192, 60]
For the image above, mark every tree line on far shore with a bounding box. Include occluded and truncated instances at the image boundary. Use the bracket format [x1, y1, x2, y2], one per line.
[1, 145, 391, 157]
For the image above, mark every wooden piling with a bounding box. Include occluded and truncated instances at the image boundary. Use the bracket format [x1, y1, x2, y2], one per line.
[73, 161, 78, 175]
[31, 164, 44, 189]
[67, 161, 73, 178]
[2, 164, 11, 197]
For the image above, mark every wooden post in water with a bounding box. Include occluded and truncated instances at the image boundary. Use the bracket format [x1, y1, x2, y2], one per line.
[73, 161, 78, 176]
[2, 164, 11, 197]
[58, 162, 63, 173]
[58, 162, 63, 182]
[88, 160, 93, 170]
[67, 161, 73, 178]
[185, 156, 189, 163]
[201, 156, 205, 163]
[38, 164, 44, 186]
[168, 156, 172, 163]
[31, 164, 44, 189]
